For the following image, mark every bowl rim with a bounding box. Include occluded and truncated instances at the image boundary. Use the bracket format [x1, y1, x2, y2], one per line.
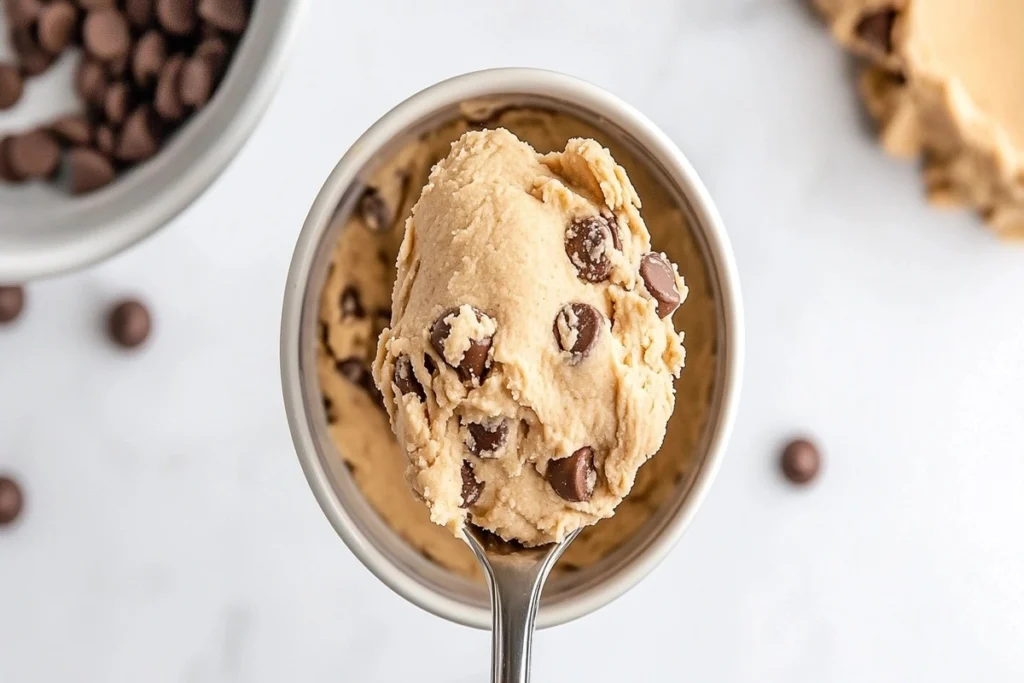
[0, 0, 308, 281]
[281, 67, 744, 629]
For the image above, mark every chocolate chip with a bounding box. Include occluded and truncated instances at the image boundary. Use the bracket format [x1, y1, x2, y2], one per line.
[566, 215, 616, 282]
[77, 0, 118, 8]
[393, 355, 425, 401]
[154, 53, 185, 120]
[554, 302, 602, 363]
[0, 476, 24, 526]
[83, 9, 131, 62]
[116, 105, 159, 161]
[856, 8, 896, 53]
[11, 28, 53, 76]
[37, 1, 78, 54]
[76, 59, 109, 107]
[0, 285, 26, 323]
[640, 252, 681, 318]
[373, 308, 391, 333]
[95, 124, 115, 156]
[336, 357, 383, 406]
[429, 306, 494, 386]
[179, 56, 214, 108]
[49, 114, 93, 146]
[465, 419, 509, 458]
[7, 130, 60, 179]
[0, 63, 25, 110]
[0, 137, 21, 182]
[546, 447, 597, 502]
[103, 82, 134, 125]
[125, 0, 154, 27]
[193, 36, 228, 75]
[358, 187, 391, 232]
[156, 0, 196, 35]
[108, 299, 152, 349]
[68, 147, 115, 194]
[198, 0, 248, 34]
[780, 438, 821, 485]
[340, 285, 365, 319]
[460, 461, 483, 507]
[132, 30, 167, 88]
[322, 395, 337, 424]
[5, 0, 41, 28]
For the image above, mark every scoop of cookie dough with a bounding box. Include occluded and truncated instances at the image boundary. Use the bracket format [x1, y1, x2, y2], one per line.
[373, 128, 686, 546]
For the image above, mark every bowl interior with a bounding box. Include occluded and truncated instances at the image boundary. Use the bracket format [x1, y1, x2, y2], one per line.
[0, 1, 303, 280]
[291, 80, 738, 629]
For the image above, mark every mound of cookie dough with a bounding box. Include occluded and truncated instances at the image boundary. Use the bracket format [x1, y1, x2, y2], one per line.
[373, 128, 686, 546]
[815, 0, 1024, 236]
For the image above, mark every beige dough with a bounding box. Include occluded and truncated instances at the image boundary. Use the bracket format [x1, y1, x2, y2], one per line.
[814, 0, 1024, 237]
[317, 109, 716, 574]
[373, 129, 685, 546]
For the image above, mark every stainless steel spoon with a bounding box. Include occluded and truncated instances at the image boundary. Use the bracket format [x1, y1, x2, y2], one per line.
[464, 526, 582, 683]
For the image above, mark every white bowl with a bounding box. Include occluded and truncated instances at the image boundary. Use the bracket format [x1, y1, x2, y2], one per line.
[0, 0, 306, 281]
[281, 68, 745, 629]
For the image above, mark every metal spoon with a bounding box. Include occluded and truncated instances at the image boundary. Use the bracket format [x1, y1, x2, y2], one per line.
[464, 525, 582, 683]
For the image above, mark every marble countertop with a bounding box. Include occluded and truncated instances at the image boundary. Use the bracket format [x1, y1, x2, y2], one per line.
[2, 1, 1022, 680]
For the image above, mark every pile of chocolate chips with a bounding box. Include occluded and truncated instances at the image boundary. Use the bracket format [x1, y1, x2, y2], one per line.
[0, 0, 251, 195]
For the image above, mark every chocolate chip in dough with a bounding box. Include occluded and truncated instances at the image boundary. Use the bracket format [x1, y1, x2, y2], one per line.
[83, 9, 132, 62]
[358, 187, 392, 232]
[465, 419, 509, 458]
[198, 0, 248, 33]
[68, 147, 115, 194]
[37, 1, 79, 54]
[156, 0, 197, 35]
[640, 252, 681, 319]
[108, 299, 152, 349]
[547, 447, 597, 502]
[393, 355, 425, 401]
[0, 476, 24, 526]
[0, 285, 26, 323]
[566, 215, 616, 283]
[780, 438, 821, 485]
[76, 59, 109, 107]
[336, 357, 383, 406]
[179, 56, 214, 108]
[856, 8, 896, 53]
[0, 63, 24, 110]
[104, 82, 134, 125]
[429, 306, 494, 386]
[460, 461, 483, 507]
[49, 114, 94, 146]
[5, 0, 41, 28]
[125, 0, 155, 27]
[553, 302, 602, 364]
[115, 105, 160, 162]
[340, 285, 365, 318]
[0, 137, 21, 182]
[7, 130, 60, 180]
[11, 28, 54, 77]
[322, 395, 337, 424]
[132, 30, 167, 88]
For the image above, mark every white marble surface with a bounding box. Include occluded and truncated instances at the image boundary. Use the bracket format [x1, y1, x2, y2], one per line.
[2, 1, 1023, 680]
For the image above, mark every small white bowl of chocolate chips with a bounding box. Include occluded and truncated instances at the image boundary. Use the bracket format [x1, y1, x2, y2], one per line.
[0, 0, 304, 280]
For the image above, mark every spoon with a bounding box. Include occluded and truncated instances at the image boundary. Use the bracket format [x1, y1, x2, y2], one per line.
[464, 525, 582, 683]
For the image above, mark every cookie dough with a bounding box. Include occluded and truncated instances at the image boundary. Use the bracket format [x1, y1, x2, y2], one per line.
[372, 128, 685, 546]
[815, 0, 1024, 237]
[317, 109, 717, 574]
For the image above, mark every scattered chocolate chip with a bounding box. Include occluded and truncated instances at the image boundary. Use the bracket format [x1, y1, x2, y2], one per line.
[68, 147, 115, 194]
[115, 105, 159, 161]
[429, 306, 494, 386]
[83, 9, 132, 62]
[460, 461, 483, 507]
[393, 354, 425, 401]
[107, 299, 152, 349]
[373, 308, 391, 333]
[77, 0, 117, 8]
[0, 476, 24, 526]
[156, 0, 197, 35]
[547, 447, 597, 502]
[76, 59, 109, 107]
[339, 285, 365, 318]
[0, 63, 25, 110]
[423, 353, 436, 375]
[179, 55, 214, 108]
[0, 137, 22, 182]
[566, 215, 616, 282]
[11, 28, 54, 77]
[554, 302, 602, 363]
[132, 30, 167, 88]
[6, 0, 41, 28]
[780, 438, 821, 485]
[49, 114, 93, 146]
[37, 1, 78, 54]
[358, 187, 391, 232]
[95, 124, 115, 156]
[322, 394, 337, 424]
[198, 0, 248, 34]
[0, 285, 26, 323]
[602, 211, 623, 250]
[856, 8, 897, 53]
[465, 419, 509, 458]
[103, 81, 133, 125]
[125, 0, 155, 27]
[7, 130, 60, 179]
[193, 35, 228, 75]
[154, 53, 185, 120]
[336, 357, 383, 405]
[640, 252, 682, 318]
